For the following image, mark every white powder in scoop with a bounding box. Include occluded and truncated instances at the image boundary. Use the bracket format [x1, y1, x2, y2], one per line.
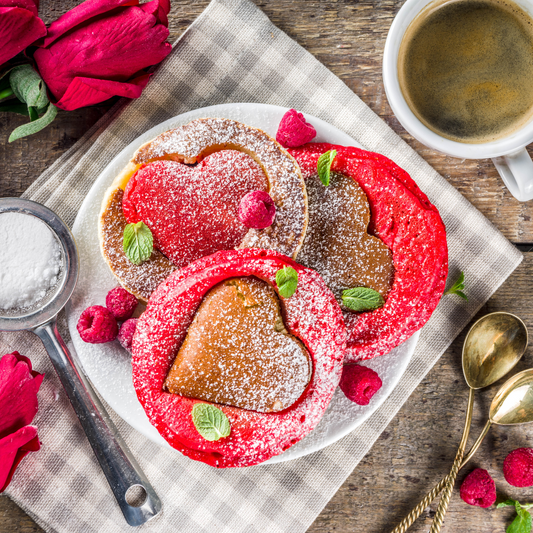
[0, 212, 62, 310]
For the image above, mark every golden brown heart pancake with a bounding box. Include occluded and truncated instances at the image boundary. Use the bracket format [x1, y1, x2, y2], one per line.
[164, 276, 311, 413]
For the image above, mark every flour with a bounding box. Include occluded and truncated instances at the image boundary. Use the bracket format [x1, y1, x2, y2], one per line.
[0, 212, 62, 310]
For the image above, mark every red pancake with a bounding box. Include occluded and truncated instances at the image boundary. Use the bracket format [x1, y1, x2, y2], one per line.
[132, 249, 346, 468]
[123, 150, 267, 270]
[289, 144, 448, 362]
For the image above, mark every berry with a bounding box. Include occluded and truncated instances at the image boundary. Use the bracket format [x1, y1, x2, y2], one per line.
[77, 305, 118, 344]
[339, 364, 382, 405]
[460, 469, 496, 508]
[106, 287, 138, 321]
[504, 448, 533, 487]
[238, 191, 276, 229]
[118, 318, 138, 353]
[276, 109, 316, 148]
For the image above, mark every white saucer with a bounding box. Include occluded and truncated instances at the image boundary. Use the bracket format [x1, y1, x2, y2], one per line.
[67, 103, 419, 464]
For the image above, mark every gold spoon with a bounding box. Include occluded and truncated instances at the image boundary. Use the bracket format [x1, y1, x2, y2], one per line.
[392, 312, 528, 533]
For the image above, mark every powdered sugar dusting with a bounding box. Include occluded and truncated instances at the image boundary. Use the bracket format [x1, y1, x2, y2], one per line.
[133, 117, 307, 259]
[101, 189, 176, 301]
[0, 212, 62, 310]
[164, 277, 311, 413]
[297, 171, 393, 303]
[124, 151, 267, 269]
[132, 249, 346, 467]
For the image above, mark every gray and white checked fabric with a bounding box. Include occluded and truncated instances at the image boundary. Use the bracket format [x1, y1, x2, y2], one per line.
[1, 0, 523, 531]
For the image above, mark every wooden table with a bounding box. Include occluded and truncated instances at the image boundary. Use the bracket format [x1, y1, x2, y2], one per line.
[2, 1, 533, 532]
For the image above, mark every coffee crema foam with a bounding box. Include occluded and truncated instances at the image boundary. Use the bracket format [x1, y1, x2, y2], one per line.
[399, 0, 533, 143]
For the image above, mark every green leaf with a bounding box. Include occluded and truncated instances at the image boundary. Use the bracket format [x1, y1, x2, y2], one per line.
[0, 102, 29, 116]
[342, 287, 385, 312]
[507, 508, 532, 533]
[317, 149, 337, 186]
[8, 103, 58, 142]
[498, 499, 533, 533]
[191, 403, 231, 441]
[28, 106, 38, 121]
[499, 499, 519, 508]
[275, 266, 298, 298]
[9, 65, 49, 109]
[444, 271, 467, 300]
[123, 221, 154, 265]
[0, 87, 14, 100]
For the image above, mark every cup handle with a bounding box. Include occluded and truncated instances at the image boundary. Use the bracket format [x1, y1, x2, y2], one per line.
[493, 148, 533, 202]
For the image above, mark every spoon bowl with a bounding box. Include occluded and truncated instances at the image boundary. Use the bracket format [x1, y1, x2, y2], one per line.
[463, 312, 528, 390]
[490, 368, 533, 425]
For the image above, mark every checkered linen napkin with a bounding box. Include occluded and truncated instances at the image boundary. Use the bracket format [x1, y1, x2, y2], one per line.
[1, 0, 523, 531]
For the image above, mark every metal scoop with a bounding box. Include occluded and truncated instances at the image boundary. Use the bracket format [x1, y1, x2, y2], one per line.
[0, 198, 161, 527]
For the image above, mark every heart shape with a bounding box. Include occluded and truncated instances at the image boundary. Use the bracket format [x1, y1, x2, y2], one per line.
[297, 170, 394, 302]
[123, 150, 267, 270]
[163, 276, 312, 413]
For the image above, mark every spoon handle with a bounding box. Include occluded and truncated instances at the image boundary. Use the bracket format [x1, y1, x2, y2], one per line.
[33, 318, 162, 526]
[429, 387, 475, 533]
[390, 418, 492, 533]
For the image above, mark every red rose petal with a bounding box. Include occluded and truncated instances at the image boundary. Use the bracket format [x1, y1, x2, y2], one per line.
[54, 74, 151, 111]
[41, 0, 139, 47]
[0, 1, 39, 16]
[0, 6, 46, 67]
[0, 425, 40, 492]
[34, 1, 171, 108]
[140, 0, 170, 26]
[0, 352, 43, 440]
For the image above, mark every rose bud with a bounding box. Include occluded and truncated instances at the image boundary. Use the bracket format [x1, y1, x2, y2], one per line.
[33, 0, 172, 111]
[0, 0, 46, 68]
[0, 352, 43, 492]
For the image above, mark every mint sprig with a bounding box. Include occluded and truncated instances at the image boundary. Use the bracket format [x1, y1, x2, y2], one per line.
[342, 287, 384, 312]
[191, 404, 231, 441]
[497, 499, 533, 533]
[275, 266, 298, 298]
[317, 149, 337, 186]
[444, 271, 467, 300]
[123, 221, 153, 265]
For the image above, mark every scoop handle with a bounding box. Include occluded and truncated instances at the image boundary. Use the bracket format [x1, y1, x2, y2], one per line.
[33, 318, 162, 527]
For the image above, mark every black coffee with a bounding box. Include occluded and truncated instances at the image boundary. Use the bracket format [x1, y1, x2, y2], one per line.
[399, 0, 533, 143]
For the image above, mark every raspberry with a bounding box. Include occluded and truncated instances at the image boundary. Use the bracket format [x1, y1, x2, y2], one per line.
[504, 448, 533, 487]
[77, 305, 118, 344]
[339, 364, 382, 405]
[276, 109, 316, 148]
[238, 191, 276, 229]
[460, 469, 496, 508]
[105, 287, 138, 321]
[118, 318, 138, 353]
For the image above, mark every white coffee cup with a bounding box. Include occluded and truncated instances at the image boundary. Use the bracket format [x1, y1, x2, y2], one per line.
[383, 0, 533, 202]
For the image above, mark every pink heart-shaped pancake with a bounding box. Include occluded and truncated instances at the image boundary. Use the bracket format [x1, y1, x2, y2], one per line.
[123, 150, 267, 269]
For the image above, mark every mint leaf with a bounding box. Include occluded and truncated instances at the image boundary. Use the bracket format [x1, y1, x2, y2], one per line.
[317, 149, 337, 186]
[444, 271, 467, 300]
[123, 221, 153, 265]
[191, 404, 231, 441]
[498, 499, 533, 533]
[342, 287, 384, 312]
[499, 499, 519, 508]
[508, 508, 531, 533]
[275, 266, 298, 298]
[9, 103, 57, 142]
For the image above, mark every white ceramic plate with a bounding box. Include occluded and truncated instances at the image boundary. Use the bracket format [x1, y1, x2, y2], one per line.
[67, 103, 419, 465]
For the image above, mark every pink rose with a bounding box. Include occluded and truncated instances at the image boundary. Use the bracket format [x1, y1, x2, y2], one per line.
[0, 0, 46, 68]
[33, 0, 172, 111]
[0, 351, 43, 492]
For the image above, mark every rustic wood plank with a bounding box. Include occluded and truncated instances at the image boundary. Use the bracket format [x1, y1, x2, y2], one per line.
[2, 1, 533, 532]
